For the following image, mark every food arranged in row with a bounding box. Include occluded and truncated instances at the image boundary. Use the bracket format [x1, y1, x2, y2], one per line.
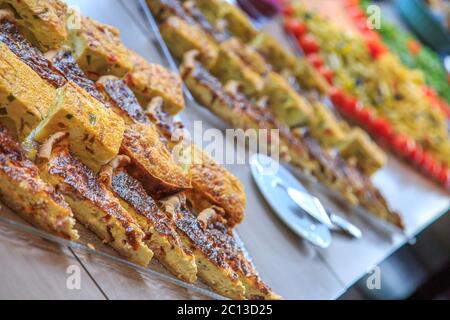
[0, 0, 279, 300]
[282, 1, 450, 189]
[146, 0, 403, 229]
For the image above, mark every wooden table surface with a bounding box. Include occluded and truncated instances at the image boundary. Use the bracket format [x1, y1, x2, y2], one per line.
[0, 0, 448, 300]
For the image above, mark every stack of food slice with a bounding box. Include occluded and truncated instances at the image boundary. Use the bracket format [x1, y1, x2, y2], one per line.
[0, 0, 278, 299]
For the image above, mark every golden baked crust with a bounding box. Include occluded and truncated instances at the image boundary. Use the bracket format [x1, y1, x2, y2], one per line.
[125, 50, 185, 115]
[38, 140, 153, 266]
[0, 126, 78, 240]
[143, 98, 246, 228]
[96, 75, 149, 125]
[160, 194, 245, 299]
[120, 123, 191, 199]
[199, 207, 281, 300]
[160, 15, 218, 68]
[48, 48, 107, 104]
[0, 13, 66, 88]
[34, 81, 126, 172]
[0, 41, 56, 139]
[2, 0, 68, 50]
[0, 15, 63, 139]
[103, 165, 197, 283]
[187, 144, 246, 227]
[68, 15, 132, 80]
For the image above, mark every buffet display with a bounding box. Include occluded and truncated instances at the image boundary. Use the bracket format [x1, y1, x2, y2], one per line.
[0, 0, 281, 300]
[0, 0, 448, 300]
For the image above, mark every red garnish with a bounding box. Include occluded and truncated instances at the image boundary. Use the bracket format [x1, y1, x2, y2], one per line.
[284, 19, 307, 38]
[371, 117, 393, 140]
[106, 54, 118, 64]
[125, 73, 135, 87]
[365, 36, 387, 59]
[307, 53, 324, 68]
[298, 34, 319, 54]
[354, 107, 373, 127]
[329, 88, 347, 108]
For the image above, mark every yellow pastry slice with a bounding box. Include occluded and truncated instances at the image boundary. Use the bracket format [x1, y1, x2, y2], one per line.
[198, 206, 281, 300]
[37, 137, 153, 266]
[160, 194, 245, 299]
[262, 72, 312, 127]
[0, 126, 78, 240]
[34, 81, 125, 172]
[125, 50, 185, 115]
[159, 15, 218, 68]
[100, 159, 197, 283]
[68, 15, 132, 80]
[211, 40, 264, 96]
[1, 0, 68, 50]
[339, 128, 387, 176]
[120, 123, 191, 199]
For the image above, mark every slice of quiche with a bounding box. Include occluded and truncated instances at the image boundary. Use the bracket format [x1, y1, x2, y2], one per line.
[338, 128, 387, 177]
[124, 50, 185, 115]
[198, 206, 281, 300]
[190, 0, 257, 42]
[261, 71, 312, 128]
[0, 10, 66, 88]
[211, 40, 264, 96]
[146, 0, 190, 23]
[307, 101, 346, 148]
[34, 81, 126, 173]
[186, 144, 246, 228]
[46, 48, 108, 105]
[144, 95, 247, 228]
[37, 136, 153, 266]
[96, 75, 150, 125]
[159, 15, 218, 68]
[1, 0, 68, 50]
[214, 0, 258, 42]
[99, 158, 197, 283]
[0, 126, 78, 240]
[67, 15, 132, 80]
[160, 194, 245, 299]
[0, 12, 62, 139]
[120, 123, 191, 199]
[250, 32, 297, 72]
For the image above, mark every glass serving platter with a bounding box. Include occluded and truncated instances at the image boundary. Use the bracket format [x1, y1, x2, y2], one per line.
[137, 0, 406, 238]
[0, 202, 229, 300]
